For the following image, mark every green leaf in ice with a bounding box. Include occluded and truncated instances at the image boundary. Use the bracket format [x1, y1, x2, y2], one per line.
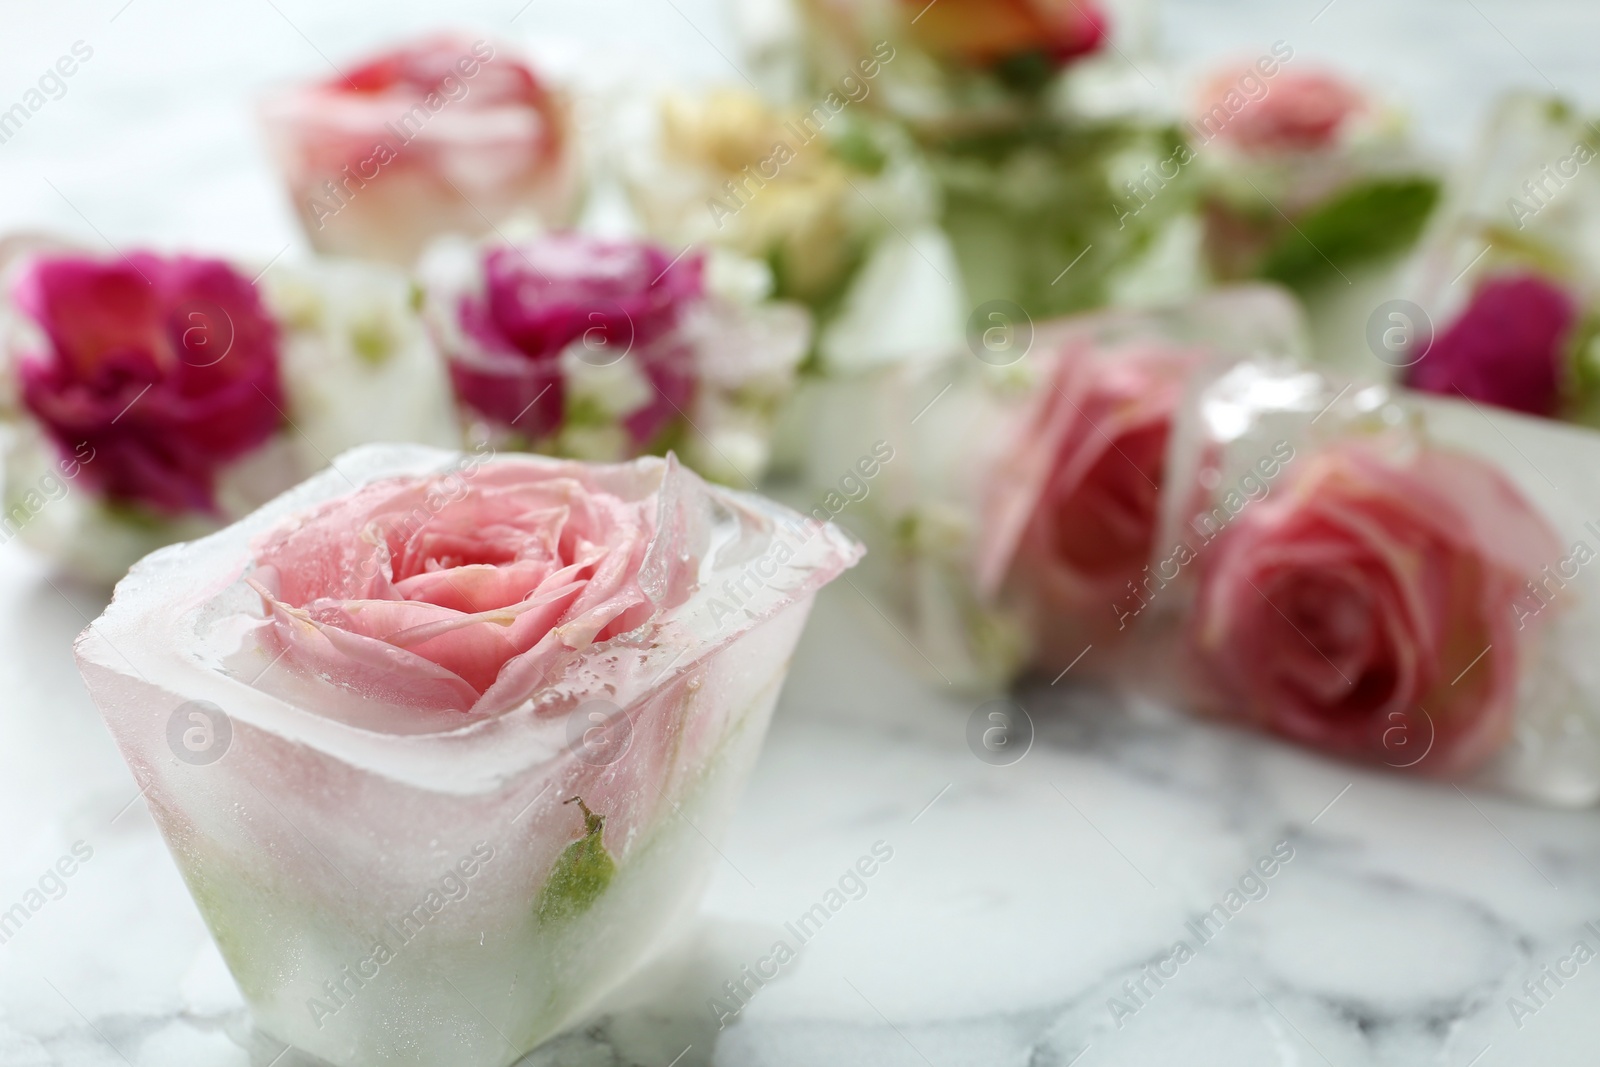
[932, 118, 1195, 318]
[535, 797, 617, 925]
[1258, 176, 1441, 294]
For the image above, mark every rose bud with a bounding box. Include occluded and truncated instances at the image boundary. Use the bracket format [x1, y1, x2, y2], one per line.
[75, 444, 861, 1067]
[1404, 273, 1577, 418]
[0, 245, 459, 582]
[260, 33, 580, 265]
[422, 232, 809, 485]
[1184, 439, 1559, 776]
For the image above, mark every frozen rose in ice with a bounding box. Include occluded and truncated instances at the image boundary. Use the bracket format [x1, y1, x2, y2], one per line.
[13, 252, 284, 516]
[1200, 67, 1367, 154]
[437, 233, 703, 447]
[1186, 440, 1559, 775]
[1404, 273, 1576, 418]
[76, 444, 861, 1066]
[1192, 65, 1439, 291]
[901, 0, 1107, 68]
[260, 33, 580, 265]
[979, 339, 1203, 669]
[0, 245, 462, 583]
[247, 456, 666, 715]
[424, 234, 809, 482]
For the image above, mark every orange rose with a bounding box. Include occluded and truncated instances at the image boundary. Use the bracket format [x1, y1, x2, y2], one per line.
[903, 0, 1107, 68]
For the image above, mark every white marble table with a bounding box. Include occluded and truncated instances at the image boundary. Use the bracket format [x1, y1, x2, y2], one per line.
[4, 0, 1600, 1065]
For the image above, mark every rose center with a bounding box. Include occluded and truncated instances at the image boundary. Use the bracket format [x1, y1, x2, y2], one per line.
[1050, 422, 1166, 576]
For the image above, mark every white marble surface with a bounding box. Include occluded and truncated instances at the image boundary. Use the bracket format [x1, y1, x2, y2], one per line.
[5, 0, 1600, 1065]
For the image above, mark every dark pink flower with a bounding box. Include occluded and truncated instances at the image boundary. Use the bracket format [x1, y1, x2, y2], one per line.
[15, 253, 284, 516]
[1404, 273, 1576, 418]
[448, 234, 705, 445]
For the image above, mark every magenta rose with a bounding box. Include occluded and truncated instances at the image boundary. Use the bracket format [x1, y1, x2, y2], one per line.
[1186, 441, 1559, 775]
[981, 340, 1202, 670]
[1404, 273, 1576, 418]
[1202, 67, 1366, 154]
[14, 252, 283, 516]
[446, 233, 705, 445]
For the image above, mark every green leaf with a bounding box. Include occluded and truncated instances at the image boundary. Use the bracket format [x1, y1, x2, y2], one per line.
[535, 797, 617, 925]
[1259, 176, 1442, 293]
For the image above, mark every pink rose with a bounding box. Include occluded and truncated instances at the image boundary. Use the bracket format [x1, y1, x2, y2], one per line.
[14, 252, 283, 515]
[439, 233, 705, 447]
[1186, 441, 1559, 775]
[982, 339, 1202, 669]
[248, 452, 671, 717]
[1404, 273, 1576, 418]
[1200, 67, 1366, 154]
[260, 33, 579, 264]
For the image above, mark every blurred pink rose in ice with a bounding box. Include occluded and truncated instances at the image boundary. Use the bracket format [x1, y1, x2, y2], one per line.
[1186, 441, 1558, 775]
[261, 33, 580, 264]
[444, 233, 706, 446]
[1200, 67, 1366, 154]
[982, 339, 1202, 670]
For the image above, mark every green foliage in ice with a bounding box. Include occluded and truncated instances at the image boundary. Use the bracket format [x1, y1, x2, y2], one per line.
[1260, 176, 1441, 293]
[535, 797, 617, 925]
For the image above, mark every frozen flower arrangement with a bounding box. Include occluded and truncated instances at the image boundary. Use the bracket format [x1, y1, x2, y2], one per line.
[1189, 56, 1440, 294]
[420, 231, 810, 486]
[775, 0, 1201, 322]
